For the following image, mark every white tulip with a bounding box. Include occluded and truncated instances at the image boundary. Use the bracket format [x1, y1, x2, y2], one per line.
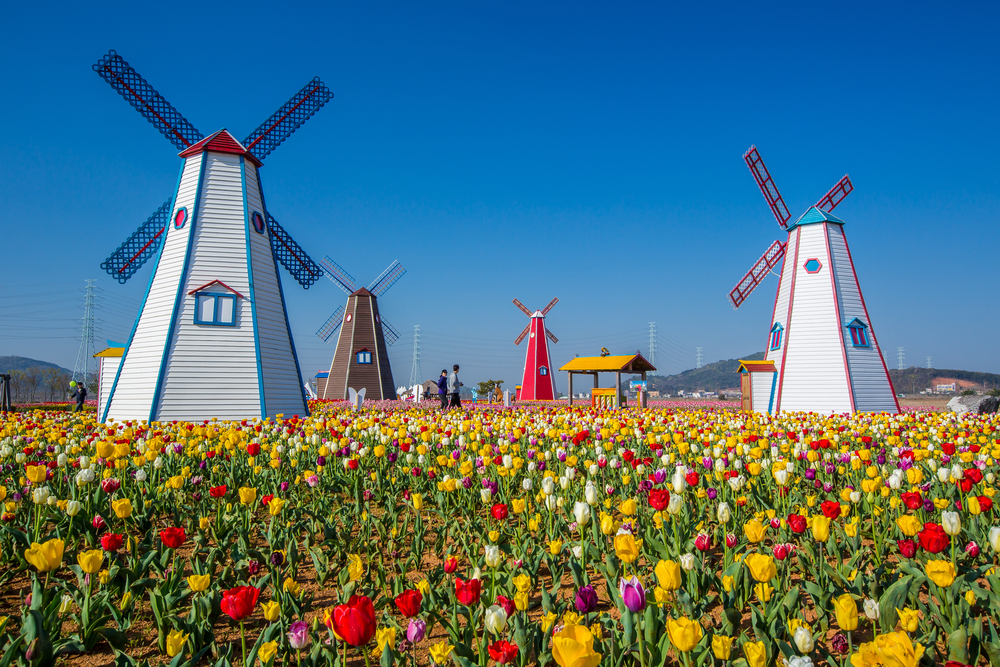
[951, 465, 964, 480]
[849, 491, 861, 504]
[793, 626, 814, 654]
[588, 464, 599, 476]
[522, 478, 533, 492]
[484, 605, 508, 634]
[66, 500, 81, 517]
[574, 501, 591, 526]
[671, 471, 687, 494]
[542, 477, 555, 496]
[545, 495, 558, 511]
[667, 495, 683, 515]
[572, 545, 583, 559]
[774, 469, 789, 486]
[484, 545, 502, 568]
[481, 488, 492, 503]
[863, 598, 880, 620]
[528, 462, 537, 472]
[135, 469, 147, 482]
[559, 477, 569, 490]
[57, 453, 67, 468]
[680, 553, 696, 570]
[585, 484, 598, 506]
[566, 467, 577, 480]
[988, 526, 1000, 552]
[153, 457, 163, 469]
[941, 511, 961, 536]
[717, 502, 731, 524]
[936, 468, 950, 483]
[32, 487, 50, 504]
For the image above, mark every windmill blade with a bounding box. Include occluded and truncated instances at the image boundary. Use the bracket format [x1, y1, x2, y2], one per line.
[541, 297, 559, 315]
[368, 261, 406, 297]
[815, 175, 853, 212]
[93, 51, 204, 150]
[546, 329, 559, 344]
[512, 299, 532, 317]
[266, 214, 322, 289]
[514, 324, 531, 345]
[381, 318, 400, 346]
[728, 239, 786, 309]
[744, 146, 791, 229]
[101, 199, 173, 284]
[243, 77, 334, 162]
[316, 305, 345, 342]
[320, 256, 357, 294]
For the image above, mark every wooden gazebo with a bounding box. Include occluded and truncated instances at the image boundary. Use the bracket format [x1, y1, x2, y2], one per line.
[559, 353, 656, 407]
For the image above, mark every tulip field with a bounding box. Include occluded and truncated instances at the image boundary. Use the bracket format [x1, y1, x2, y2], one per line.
[1, 402, 999, 667]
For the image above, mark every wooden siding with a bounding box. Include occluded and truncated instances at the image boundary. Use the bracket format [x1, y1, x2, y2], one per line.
[106, 157, 202, 421]
[97, 356, 120, 418]
[155, 153, 261, 421]
[324, 294, 396, 400]
[827, 226, 899, 413]
[368, 297, 397, 399]
[244, 164, 308, 417]
[777, 223, 853, 414]
[765, 230, 796, 377]
[751, 371, 773, 414]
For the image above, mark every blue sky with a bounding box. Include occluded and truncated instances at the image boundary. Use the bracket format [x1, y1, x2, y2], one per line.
[2, 0, 999, 391]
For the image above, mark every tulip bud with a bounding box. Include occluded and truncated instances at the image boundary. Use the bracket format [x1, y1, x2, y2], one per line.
[717, 502, 731, 524]
[941, 511, 961, 536]
[793, 626, 814, 654]
[863, 598, 880, 620]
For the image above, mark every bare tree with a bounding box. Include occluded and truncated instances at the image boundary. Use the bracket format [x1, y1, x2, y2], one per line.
[8, 370, 25, 403]
[22, 367, 42, 403]
[43, 368, 70, 402]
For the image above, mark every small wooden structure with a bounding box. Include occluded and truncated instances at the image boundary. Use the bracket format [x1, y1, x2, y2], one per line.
[93, 347, 125, 419]
[560, 353, 656, 407]
[738, 359, 776, 413]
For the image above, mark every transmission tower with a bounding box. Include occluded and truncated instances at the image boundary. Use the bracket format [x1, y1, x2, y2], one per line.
[648, 322, 657, 368]
[408, 325, 422, 386]
[896, 347, 905, 370]
[72, 280, 98, 383]
[695, 347, 703, 369]
[926, 356, 933, 370]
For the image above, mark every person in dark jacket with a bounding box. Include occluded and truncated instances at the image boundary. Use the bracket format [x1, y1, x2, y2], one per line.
[69, 381, 87, 413]
[436, 370, 448, 409]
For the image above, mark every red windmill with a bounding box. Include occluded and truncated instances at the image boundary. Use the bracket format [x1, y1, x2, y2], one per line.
[512, 298, 558, 401]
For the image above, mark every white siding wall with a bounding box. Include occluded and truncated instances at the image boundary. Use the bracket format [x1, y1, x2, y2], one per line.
[106, 157, 202, 421]
[765, 230, 797, 377]
[828, 226, 898, 413]
[97, 356, 120, 419]
[155, 153, 262, 421]
[751, 372, 775, 414]
[244, 164, 309, 417]
[778, 223, 853, 414]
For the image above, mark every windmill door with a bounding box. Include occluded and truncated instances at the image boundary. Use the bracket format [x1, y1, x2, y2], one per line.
[740, 373, 752, 412]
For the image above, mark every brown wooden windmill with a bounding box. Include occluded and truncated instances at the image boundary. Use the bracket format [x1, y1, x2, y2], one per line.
[316, 258, 405, 400]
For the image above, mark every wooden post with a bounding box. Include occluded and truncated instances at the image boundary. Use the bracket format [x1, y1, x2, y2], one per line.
[567, 372, 573, 406]
[615, 371, 621, 408]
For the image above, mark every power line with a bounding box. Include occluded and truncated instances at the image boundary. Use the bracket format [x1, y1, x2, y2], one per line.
[648, 322, 657, 368]
[72, 280, 97, 382]
[409, 325, 422, 386]
[897, 347, 905, 370]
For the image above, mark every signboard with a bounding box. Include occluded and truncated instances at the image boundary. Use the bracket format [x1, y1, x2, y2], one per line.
[630, 380, 648, 391]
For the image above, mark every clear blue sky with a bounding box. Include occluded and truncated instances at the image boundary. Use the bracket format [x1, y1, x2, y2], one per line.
[2, 0, 999, 391]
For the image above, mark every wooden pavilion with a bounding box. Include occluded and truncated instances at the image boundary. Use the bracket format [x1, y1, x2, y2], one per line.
[559, 353, 656, 407]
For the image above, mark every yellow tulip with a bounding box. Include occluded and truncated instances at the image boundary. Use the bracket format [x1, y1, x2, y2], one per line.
[283, 578, 302, 597]
[653, 586, 672, 606]
[541, 612, 558, 633]
[552, 624, 602, 667]
[712, 635, 733, 660]
[744, 519, 766, 544]
[619, 498, 637, 516]
[754, 582, 774, 603]
[655, 559, 682, 590]
[744, 553, 777, 582]
[26, 465, 47, 484]
[812, 515, 831, 542]
[600, 513, 616, 535]
[924, 560, 956, 588]
[376, 626, 397, 655]
[258, 640, 278, 665]
[76, 549, 104, 574]
[614, 534, 639, 563]
[833, 594, 858, 631]
[895, 515, 920, 537]
[348, 553, 364, 581]
[721, 575, 735, 593]
[512, 499, 526, 514]
[166, 629, 189, 657]
[239, 487, 257, 505]
[111, 498, 132, 519]
[744, 640, 767, 667]
[666, 616, 704, 653]
[268, 498, 285, 516]
[24, 538, 65, 573]
[895, 607, 919, 633]
[412, 493, 424, 511]
[514, 591, 529, 611]
[871, 631, 925, 667]
[549, 540, 564, 556]
[512, 573, 532, 593]
[187, 574, 211, 592]
[429, 641, 454, 666]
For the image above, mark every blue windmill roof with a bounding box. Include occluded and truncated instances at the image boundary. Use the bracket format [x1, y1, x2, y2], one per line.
[788, 206, 845, 230]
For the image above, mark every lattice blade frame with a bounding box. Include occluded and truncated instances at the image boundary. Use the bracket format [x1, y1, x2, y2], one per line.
[381, 318, 400, 346]
[266, 214, 322, 289]
[514, 324, 531, 345]
[728, 239, 786, 308]
[815, 175, 853, 212]
[541, 297, 559, 315]
[368, 261, 406, 297]
[512, 299, 532, 317]
[320, 256, 357, 294]
[744, 146, 791, 229]
[101, 199, 173, 284]
[93, 51, 203, 150]
[243, 77, 334, 162]
[316, 305, 345, 342]
[546, 329, 559, 344]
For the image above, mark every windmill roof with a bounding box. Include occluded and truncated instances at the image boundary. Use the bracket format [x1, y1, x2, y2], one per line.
[351, 287, 374, 297]
[559, 353, 656, 373]
[178, 129, 262, 167]
[788, 206, 845, 229]
[737, 359, 776, 373]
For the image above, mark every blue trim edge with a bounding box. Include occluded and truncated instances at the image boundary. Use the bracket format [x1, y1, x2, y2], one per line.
[255, 171, 310, 417]
[149, 152, 207, 422]
[767, 369, 778, 415]
[242, 156, 267, 418]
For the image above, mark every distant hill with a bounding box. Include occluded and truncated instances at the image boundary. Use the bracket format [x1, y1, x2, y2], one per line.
[0, 356, 71, 374]
[647, 352, 765, 393]
[888, 367, 1000, 394]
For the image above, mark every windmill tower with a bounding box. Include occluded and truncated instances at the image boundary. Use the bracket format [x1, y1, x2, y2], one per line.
[93, 51, 332, 422]
[512, 298, 558, 401]
[729, 146, 899, 415]
[315, 258, 405, 400]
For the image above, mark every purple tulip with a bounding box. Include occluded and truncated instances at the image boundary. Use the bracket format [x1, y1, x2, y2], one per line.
[575, 585, 598, 613]
[706, 487, 717, 500]
[406, 618, 426, 643]
[287, 620, 310, 650]
[804, 468, 816, 480]
[618, 576, 645, 613]
[653, 469, 667, 485]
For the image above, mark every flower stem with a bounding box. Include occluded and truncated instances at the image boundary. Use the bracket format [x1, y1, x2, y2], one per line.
[240, 621, 247, 667]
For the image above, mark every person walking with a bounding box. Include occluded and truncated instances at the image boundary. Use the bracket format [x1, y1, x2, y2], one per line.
[447, 364, 463, 409]
[436, 369, 448, 409]
[69, 381, 87, 413]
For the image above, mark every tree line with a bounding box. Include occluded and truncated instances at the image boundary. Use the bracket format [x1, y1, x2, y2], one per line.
[2, 367, 96, 403]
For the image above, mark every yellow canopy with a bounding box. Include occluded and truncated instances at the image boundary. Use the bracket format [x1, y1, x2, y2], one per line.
[559, 354, 656, 373]
[94, 347, 125, 358]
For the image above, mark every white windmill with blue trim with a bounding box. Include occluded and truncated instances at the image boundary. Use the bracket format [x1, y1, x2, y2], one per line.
[730, 146, 899, 415]
[93, 50, 332, 422]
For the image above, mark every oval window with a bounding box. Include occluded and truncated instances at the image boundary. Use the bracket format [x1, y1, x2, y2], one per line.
[174, 207, 188, 228]
[251, 211, 266, 234]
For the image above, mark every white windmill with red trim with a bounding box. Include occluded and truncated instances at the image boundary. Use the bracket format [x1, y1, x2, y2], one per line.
[729, 146, 899, 415]
[512, 298, 558, 401]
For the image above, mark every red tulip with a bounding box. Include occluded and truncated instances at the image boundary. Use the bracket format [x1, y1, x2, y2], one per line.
[101, 533, 124, 552]
[648, 489, 670, 511]
[220, 586, 260, 621]
[444, 556, 458, 574]
[978, 496, 993, 513]
[900, 492, 922, 510]
[897, 539, 917, 558]
[210, 485, 227, 498]
[965, 468, 983, 484]
[694, 533, 712, 552]
[332, 595, 376, 646]
[160, 527, 186, 549]
[957, 478, 974, 494]
[941, 442, 956, 455]
[725, 534, 737, 548]
[820, 501, 841, 520]
[455, 577, 482, 606]
[917, 523, 949, 554]
[488, 640, 519, 664]
[260, 494, 274, 507]
[394, 589, 423, 618]
[786, 513, 807, 534]
[247, 442, 261, 457]
[773, 543, 789, 560]
[685, 471, 699, 487]
[495, 595, 515, 617]
[92, 514, 107, 533]
[491, 504, 509, 521]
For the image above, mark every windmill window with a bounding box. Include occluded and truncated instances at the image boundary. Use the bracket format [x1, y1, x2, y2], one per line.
[769, 323, 783, 351]
[251, 211, 266, 234]
[539, 366, 548, 376]
[194, 293, 237, 326]
[847, 319, 870, 348]
[356, 349, 372, 364]
[174, 207, 188, 229]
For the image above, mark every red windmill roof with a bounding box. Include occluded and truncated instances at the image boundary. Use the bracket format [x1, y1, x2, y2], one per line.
[178, 129, 262, 167]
